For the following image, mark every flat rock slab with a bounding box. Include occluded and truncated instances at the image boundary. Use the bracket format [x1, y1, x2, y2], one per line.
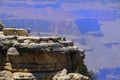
[13, 72, 35, 80]
[3, 28, 28, 36]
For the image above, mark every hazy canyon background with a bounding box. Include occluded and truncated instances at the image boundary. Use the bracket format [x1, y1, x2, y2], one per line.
[0, 0, 120, 79]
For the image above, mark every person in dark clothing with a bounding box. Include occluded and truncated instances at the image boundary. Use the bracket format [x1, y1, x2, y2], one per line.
[27, 29, 30, 34]
[63, 37, 66, 41]
[27, 28, 31, 36]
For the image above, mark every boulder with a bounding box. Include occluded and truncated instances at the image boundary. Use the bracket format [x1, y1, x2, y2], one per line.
[7, 47, 19, 55]
[0, 70, 12, 80]
[0, 31, 4, 37]
[68, 73, 89, 80]
[52, 69, 71, 80]
[52, 69, 89, 80]
[58, 40, 74, 47]
[13, 72, 35, 80]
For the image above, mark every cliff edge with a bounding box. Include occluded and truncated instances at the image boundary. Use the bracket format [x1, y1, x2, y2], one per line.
[0, 28, 89, 80]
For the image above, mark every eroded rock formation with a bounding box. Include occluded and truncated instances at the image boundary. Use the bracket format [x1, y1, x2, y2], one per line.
[0, 28, 88, 80]
[52, 69, 89, 80]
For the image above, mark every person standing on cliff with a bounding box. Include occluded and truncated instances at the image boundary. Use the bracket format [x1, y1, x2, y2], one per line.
[27, 28, 31, 36]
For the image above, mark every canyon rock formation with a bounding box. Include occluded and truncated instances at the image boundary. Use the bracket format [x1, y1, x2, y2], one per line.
[0, 28, 89, 80]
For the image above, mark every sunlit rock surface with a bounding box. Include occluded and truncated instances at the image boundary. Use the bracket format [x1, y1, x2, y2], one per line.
[52, 69, 89, 80]
[0, 28, 87, 80]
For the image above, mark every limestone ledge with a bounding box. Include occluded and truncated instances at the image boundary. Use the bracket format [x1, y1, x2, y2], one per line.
[0, 35, 81, 54]
[0, 29, 87, 80]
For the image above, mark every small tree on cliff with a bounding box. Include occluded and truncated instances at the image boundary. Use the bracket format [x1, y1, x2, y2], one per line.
[75, 63, 88, 76]
[75, 64, 97, 80]
[87, 70, 97, 80]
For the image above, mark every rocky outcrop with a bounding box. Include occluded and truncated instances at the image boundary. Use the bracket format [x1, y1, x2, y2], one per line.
[0, 28, 87, 80]
[52, 69, 89, 80]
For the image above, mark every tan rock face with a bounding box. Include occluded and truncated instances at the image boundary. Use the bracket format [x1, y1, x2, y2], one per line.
[3, 28, 28, 36]
[6, 52, 68, 72]
[0, 28, 87, 80]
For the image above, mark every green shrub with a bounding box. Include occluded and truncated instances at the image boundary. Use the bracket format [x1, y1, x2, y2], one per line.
[75, 64, 97, 80]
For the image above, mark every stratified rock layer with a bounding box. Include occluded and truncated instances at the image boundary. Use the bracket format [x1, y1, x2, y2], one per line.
[0, 28, 87, 80]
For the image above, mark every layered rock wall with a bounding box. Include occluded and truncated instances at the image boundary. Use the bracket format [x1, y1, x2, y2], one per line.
[0, 28, 87, 80]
